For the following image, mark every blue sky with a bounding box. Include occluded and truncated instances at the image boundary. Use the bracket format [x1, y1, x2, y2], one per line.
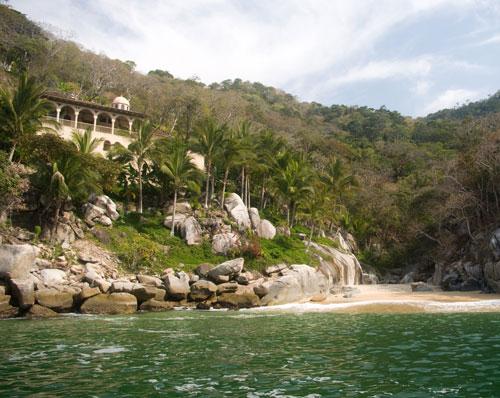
[10, 0, 500, 116]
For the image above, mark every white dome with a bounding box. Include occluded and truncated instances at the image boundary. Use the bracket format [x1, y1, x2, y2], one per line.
[112, 96, 130, 110]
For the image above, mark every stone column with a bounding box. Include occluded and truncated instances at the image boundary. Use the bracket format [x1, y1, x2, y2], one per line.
[56, 106, 61, 122]
[111, 117, 116, 135]
[128, 118, 133, 135]
[74, 111, 79, 128]
[93, 114, 98, 133]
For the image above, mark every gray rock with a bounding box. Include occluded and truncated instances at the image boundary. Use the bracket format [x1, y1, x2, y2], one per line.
[132, 285, 165, 302]
[216, 282, 239, 295]
[78, 286, 101, 301]
[400, 272, 415, 284]
[39, 269, 67, 286]
[181, 216, 202, 245]
[164, 274, 190, 300]
[163, 213, 187, 230]
[93, 195, 119, 221]
[224, 193, 251, 228]
[257, 220, 276, 239]
[249, 207, 261, 229]
[136, 274, 163, 287]
[83, 203, 106, 223]
[261, 264, 330, 306]
[212, 232, 239, 254]
[139, 299, 175, 312]
[110, 281, 138, 294]
[0, 244, 39, 279]
[80, 293, 137, 314]
[253, 280, 274, 298]
[217, 292, 260, 309]
[10, 278, 35, 309]
[207, 258, 244, 282]
[190, 280, 217, 301]
[35, 288, 74, 311]
[264, 263, 288, 276]
[166, 201, 192, 215]
[27, 304, 59, 318]
[97, 215, 113, 227]
[194, 263, 214, 278]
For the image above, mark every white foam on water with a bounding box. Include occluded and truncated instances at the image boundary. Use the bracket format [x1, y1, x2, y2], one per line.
[247, 299, 500, 313]
[93, 346, 128, 354]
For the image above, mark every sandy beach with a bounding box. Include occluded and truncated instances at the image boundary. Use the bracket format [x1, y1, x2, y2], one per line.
[255, 284, 500, 313]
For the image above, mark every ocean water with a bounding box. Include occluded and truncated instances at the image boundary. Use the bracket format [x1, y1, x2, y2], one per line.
[1, 310, 500, 397]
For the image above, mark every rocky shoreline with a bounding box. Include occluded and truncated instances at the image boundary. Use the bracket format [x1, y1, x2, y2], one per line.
[0, 240, 367, 319]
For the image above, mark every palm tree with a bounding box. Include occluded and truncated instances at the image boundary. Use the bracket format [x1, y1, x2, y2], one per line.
[71, 128, 103, 154]
[234, 120, 257, 207]
[161, 140, 201, 236]
[128, 120, 156, 213]
[273, 153, 314, 227]
[217, 129, 240, 209]
[194, 118, 226, 208]
[0, 73, 54, 162]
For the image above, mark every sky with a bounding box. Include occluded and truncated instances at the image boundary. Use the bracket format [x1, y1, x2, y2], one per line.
[10, 0, 500, 116]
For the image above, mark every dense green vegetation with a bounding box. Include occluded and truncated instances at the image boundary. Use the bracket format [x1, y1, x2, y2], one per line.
[0, 4, 499, 275]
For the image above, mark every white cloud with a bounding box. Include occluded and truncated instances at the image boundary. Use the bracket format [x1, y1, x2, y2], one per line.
[422, 89, 482, 115]
[412, 80, 433, 96]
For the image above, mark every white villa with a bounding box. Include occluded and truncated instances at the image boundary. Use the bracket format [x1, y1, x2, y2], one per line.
[42, 92, 205, 169]
[42, 92, 145, 154]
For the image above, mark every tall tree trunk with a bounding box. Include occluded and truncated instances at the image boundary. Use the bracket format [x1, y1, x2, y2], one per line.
[286, 205, 290, 227]
[8, 142, 16, 163]
[220, 167, 229, 210]
[259, 177, 266, 209]
[306, 224, 315, 252]
[170, 189, 177, 236]
[138, 162, 143, 214]
[204, 159, 211, 208]
[241, 167, 245, 204]
[211, 172, 215, 206]
[246, 175, 250, 208]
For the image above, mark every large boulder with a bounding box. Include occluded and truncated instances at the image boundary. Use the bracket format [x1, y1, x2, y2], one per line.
[217, 292, 260, 309]
[264, 263, 288, 276]
[166, 202, 192, 215]
[249, 207, 261, 229]
[257, 220, 276, 239]
[207, 258, 244, 283]
[261, 264, 330, 306]
[10, 278, 35, 309]
[132, 285, 166, 302]
[194, 263, 214, 279]
[190, 280, 217, 301]
[164, 274, 190, 300]
[310, 242, 363, 286]
[35, 288, 74, 312]
[80, 293, 137, 314]
[163, 213, 187, 230]
[39, 269, 67, 286]
[82, 203, 106, 224]
[92, 195, 120, 221]
[136, 274, 163, 288]
[0, 244, 38, 280]
[212, 233, 239, 255]
[224, 193, 251, 229]
[139, 299, 175, 312]
[110, 281, 138, 294]
[181, 216, 202, 245]
[27, 304, 59, 318]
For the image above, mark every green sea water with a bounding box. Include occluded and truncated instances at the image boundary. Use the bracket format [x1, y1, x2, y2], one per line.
[1, 310, 500, 397]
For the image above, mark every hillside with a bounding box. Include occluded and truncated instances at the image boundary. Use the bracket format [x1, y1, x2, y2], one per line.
[0, 3, 499, 286]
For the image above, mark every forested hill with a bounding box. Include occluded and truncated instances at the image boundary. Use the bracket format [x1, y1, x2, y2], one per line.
[427, 91, 500, 121]
[1, 4, 499, 276]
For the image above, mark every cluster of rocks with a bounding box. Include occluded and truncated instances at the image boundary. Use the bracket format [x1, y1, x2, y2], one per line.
[82, 194, 120, 227]
[163, 193, 276, 252]
[0, 234, 368, 317]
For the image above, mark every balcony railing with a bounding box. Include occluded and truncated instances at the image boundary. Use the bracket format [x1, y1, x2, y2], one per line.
[43, 116, 136, 137]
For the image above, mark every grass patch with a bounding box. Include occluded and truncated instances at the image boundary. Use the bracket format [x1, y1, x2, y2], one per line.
[92, 212, 226, 274]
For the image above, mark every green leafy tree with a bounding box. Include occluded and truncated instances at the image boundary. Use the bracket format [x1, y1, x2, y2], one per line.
[160, 140, 201, 236]
[0, 73, 54, 161]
